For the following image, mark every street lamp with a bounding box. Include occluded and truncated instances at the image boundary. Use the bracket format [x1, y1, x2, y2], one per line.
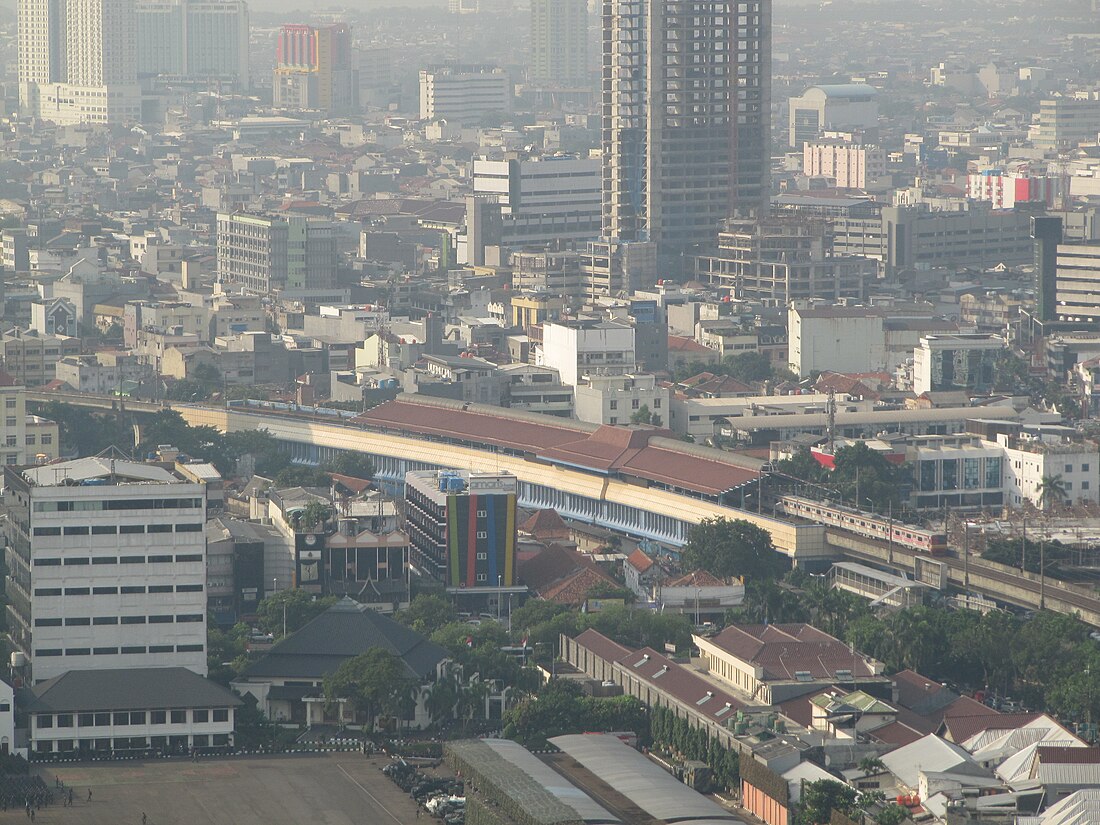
[497, 575, 502, 621]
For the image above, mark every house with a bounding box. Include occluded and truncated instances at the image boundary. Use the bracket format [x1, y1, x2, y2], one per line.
[232, 598, 449, 728]
[624, 548, 660, 599]
[657, 570, 744, 619]
[517, 544, 621, 607]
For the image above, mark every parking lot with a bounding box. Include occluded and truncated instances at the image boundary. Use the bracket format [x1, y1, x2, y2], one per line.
[16, 754, 427, 825]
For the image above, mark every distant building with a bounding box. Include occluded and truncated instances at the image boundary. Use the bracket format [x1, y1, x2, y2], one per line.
[273, 23, 358, 113]
[403, 470, 518, 593]
[1034, 97, 1100, 152]
[529, 0, 588, 88]
[603, 0, 770, 271]
[19, 0, 141, 124]
[216, 213, 338, 295]
[831, 204, 1034, 278]
[4, 457, 208, 683]
[136, 0, 249, 86]
[467, 155, 602, 254]
[912, 334, 1004, 396]
[539, 318, 636, 388]
[967, 171, 1060, 211]
[803, 139, 885, 190]
[574, 373, 668, 427]
[695, 215, 873, 304]
[788, 84, 879, 149]
[788, 304, 886, 377]
[419, 65, 511, 123]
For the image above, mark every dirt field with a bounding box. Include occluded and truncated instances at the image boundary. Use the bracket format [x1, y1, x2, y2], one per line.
[11, 754, 428, 825]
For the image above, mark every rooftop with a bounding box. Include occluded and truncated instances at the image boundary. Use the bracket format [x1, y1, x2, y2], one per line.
[21, 456, 179, 487]
[700, 624, 883, 682]
[20, 667, 241, 713]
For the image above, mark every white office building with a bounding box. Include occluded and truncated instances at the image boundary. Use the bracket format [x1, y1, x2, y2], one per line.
[574, 373, 668, 427]
[999, 431, 1100, 508]
[470, 155, 602, 249]
[538, 318, 636, 388]
[4, 457, 208, 683]
[419, 65, 511, 123]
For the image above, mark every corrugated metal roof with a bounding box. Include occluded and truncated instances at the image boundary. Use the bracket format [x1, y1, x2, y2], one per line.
[550, 734, 746, 825]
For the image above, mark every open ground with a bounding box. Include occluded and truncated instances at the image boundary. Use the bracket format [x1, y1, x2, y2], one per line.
[11, 754, 426, 825]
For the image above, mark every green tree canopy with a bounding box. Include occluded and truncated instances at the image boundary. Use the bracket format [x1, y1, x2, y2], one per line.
[398, 594, 458, 637]
[681, 517, 784, 581]
[256, 590, 337, 638]
[797, 779, 857, 825]
[324, 648, 417, 724]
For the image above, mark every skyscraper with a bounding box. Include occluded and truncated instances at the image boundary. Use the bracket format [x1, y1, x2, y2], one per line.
[273, 23, 358, 113]
[136, 0, 250, 87]
[19, 0, 141, 124]
[600, 0, 771, 273]
[530, 0, 588, 89]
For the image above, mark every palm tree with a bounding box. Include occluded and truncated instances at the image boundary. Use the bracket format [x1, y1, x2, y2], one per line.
[425, 677, 459, 726]
[1038, 474, 1068, 511]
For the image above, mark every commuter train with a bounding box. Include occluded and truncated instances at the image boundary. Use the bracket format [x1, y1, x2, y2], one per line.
[777, 495, 948, 556]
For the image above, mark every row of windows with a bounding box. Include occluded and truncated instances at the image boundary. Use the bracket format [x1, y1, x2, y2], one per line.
[33, 524, 203, 536]
[33, 578, 201, 595]
[37, 708, 230, 728]
[34, 614, 204, 626]
[33, 557, 204, 570]
[36, 644, 204, 657]
[35, 734, 231, 753]
[33, 498, 203, 513]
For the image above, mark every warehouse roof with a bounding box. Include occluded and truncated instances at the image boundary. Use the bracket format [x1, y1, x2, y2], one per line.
[550, 734, 745, 825]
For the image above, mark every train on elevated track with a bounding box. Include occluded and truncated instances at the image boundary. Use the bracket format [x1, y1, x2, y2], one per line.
[777, 495, 948, 557]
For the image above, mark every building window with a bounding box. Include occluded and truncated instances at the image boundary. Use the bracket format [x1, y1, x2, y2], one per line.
[34, 618, 62, 627]
[476, 552, 487, 560]
[151, 711, 166, 725]
[149, 585, 172, 593]
[176, 584, 204, 593]
[476, 573, 487, 582]
[91, 526, 117, 535]
[148, 524, 172, 533]
[92, 617, 118, 625]
[56, 714, 73, 727]
[121, 586, 146, 594]
[171, 710, 186, 724]
[212, 709, 229, 723]
[147, 555, 172, 563]
[149, 615, 173, 624]
[36, 716, 53, 729]
[92, 649, 117, 657]
[193, 710, 209, 723]
[77, 714, 94, 727]
[113, 712, 129, 725]
[121, 616, 146, 625]
[121, 646, 147, 654]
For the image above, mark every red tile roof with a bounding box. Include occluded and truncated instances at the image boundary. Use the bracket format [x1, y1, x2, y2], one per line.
[706, 624, 880, 681]
[626, 548, 656, 574]
[520, 508, 571, 538]
[574, 630, 750, 723]
[668, 335, 715, 354]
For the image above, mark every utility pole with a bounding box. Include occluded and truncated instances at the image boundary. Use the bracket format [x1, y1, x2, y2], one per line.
[963, 521, 970, 590]
[1021, 516, 1027, 572]
[1040, 538, 1046, 610]
[886, 501, 894, 566]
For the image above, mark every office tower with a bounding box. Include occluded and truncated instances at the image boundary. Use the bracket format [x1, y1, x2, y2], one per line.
[530, 0, 588, 88]
[467, 154, 602, 257]
[418, 65, 512, 122]
[1034, 97, 1100, 152]
[19, 0, 141, 123]
[216, 213, 338, 295]
[600, 0, 771, 279]
[4, 457, 209, 683]
[1032, 215, 1062, 324]
[273, 23, 357, 113]
[136, 0, 249, 87]
[787, 84, 878, 149]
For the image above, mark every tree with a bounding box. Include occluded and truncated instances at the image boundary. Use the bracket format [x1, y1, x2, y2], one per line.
[274, 464, 332, 488]
[327, 452, 375, 481]
[681, 517, 784, 581]
[797, 779, 858, 825]
[297, 500, 331, 530]
[874, 804, 908, 825]
[723, 351, 774, 384]
[631, 404, 653, 425]
[256, 590, 337, 638]
[1038, 474, 1068, 511]
[858, 756, 886, 775]
[831, 442, 906, 512]
[398, 594, 458, 637]
[324, 649, 417, 729]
